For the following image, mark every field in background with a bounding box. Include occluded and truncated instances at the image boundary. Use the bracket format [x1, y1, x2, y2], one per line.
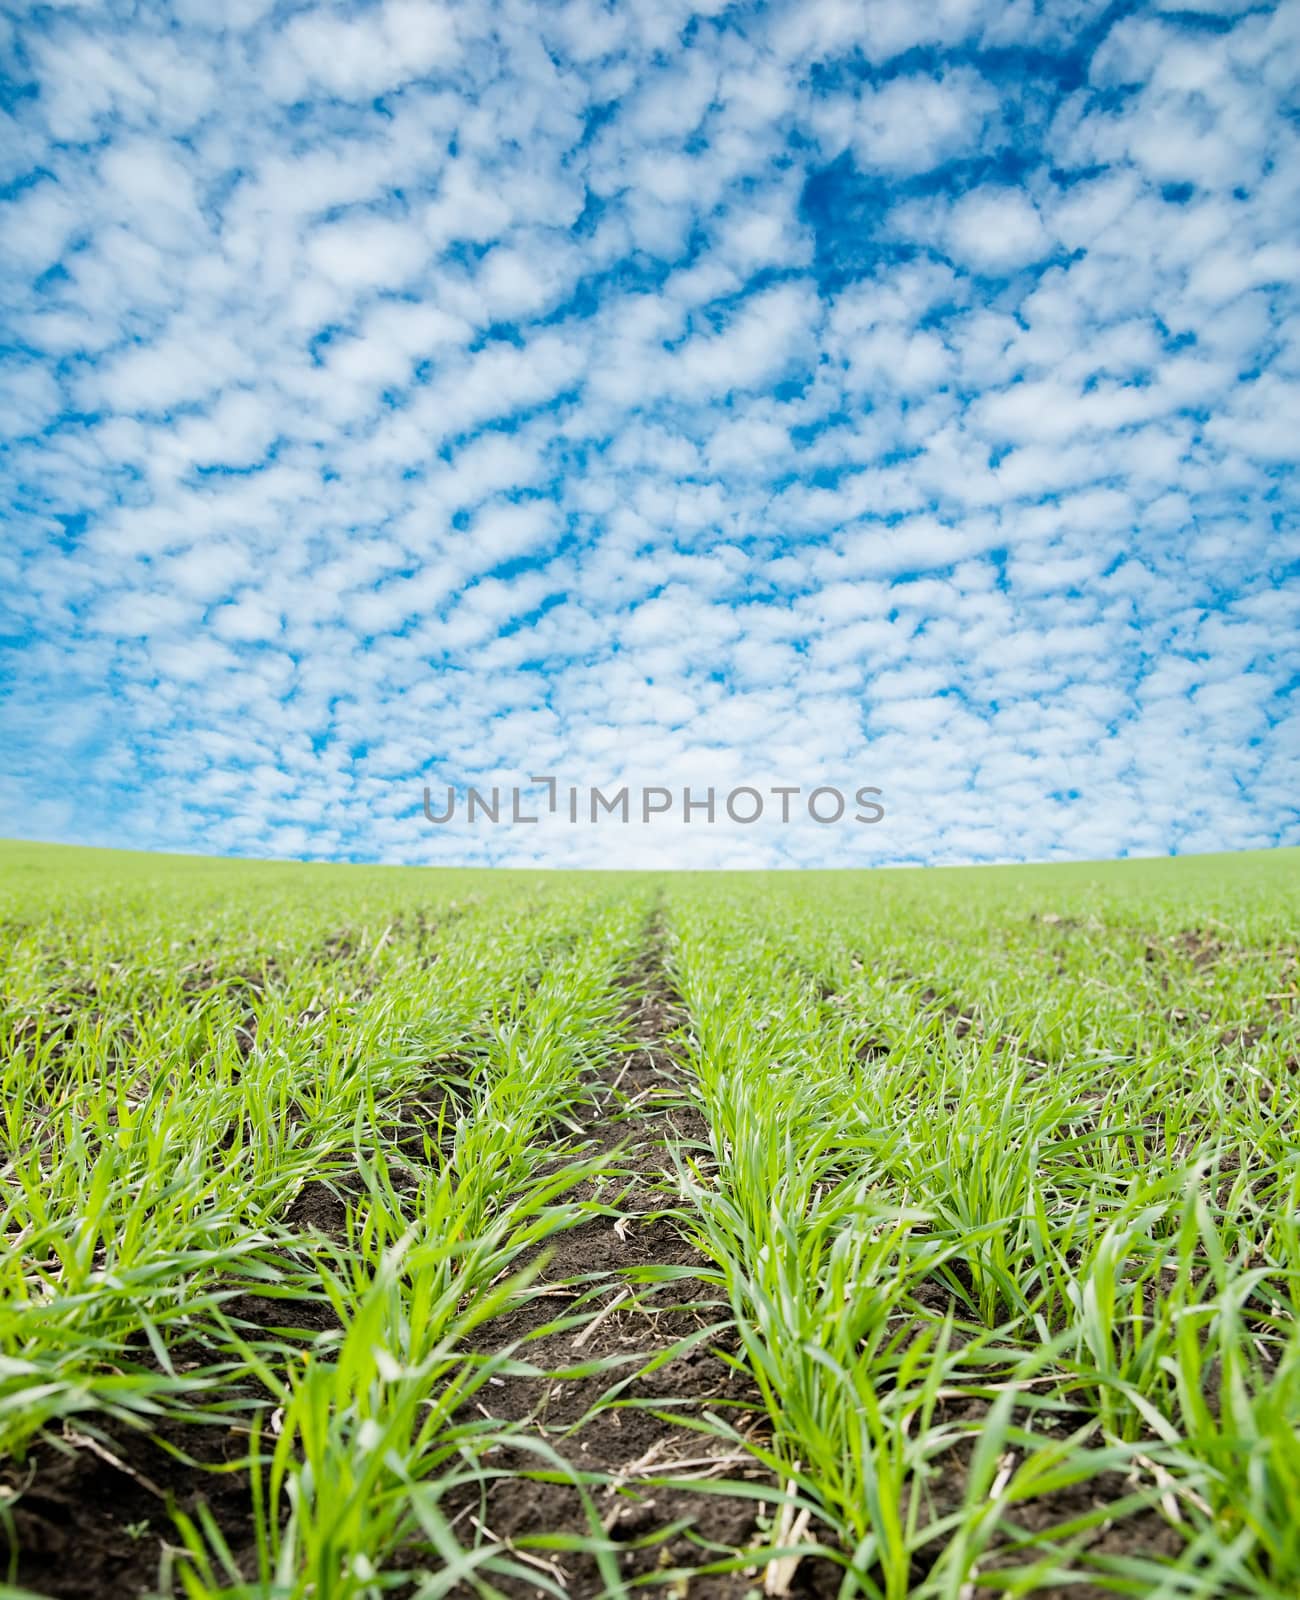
[0, 840, 1297, 1600]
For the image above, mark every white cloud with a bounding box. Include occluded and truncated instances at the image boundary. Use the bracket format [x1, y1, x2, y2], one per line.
[670, 281, 819, 397]
[468, 500, 561, 567]
[306, 213, 430, 293]
[265, 1, 459, 102]
[947, 187, 1050, 274]
[852, 69, 999, 174]
[211, 593, 283, 642]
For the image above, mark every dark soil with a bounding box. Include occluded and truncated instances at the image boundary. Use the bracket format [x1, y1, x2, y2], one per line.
[1147, 930, 1226, 971]
[1, 1411, 256, 1600]
[0, 1241, 341, 1598]
[435, 934, 788, 1598]
[906, 1394, 1189, 1599]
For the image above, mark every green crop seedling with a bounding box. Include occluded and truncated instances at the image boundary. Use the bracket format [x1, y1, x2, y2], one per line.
[0, 842, 1296, 1599]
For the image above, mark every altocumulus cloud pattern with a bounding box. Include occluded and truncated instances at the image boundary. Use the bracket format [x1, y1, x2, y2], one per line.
[1, 0, 1298, 868]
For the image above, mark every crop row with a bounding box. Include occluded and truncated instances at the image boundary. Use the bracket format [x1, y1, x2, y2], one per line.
[0, 848, 1296, 1599]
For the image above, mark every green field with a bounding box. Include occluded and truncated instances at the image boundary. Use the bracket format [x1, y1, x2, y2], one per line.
[1, 841, 1297, 1600]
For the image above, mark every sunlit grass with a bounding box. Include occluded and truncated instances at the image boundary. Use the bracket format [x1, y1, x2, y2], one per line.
[0, 842, 1296, 1597]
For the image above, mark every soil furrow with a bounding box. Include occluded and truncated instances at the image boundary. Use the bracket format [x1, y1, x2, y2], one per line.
[442, 928, 778, 1598]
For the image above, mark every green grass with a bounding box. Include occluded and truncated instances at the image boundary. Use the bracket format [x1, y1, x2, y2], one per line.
[0, 841, 1297, 1598]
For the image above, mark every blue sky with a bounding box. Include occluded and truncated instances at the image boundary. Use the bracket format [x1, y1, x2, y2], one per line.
[1, 0, 1297, 869]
